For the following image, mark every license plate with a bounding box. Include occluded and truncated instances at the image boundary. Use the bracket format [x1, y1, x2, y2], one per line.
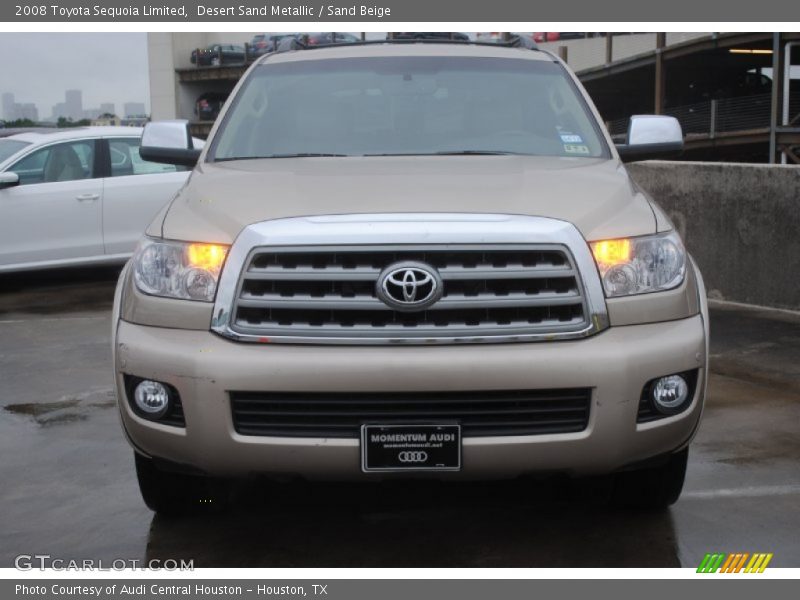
[361, 424, 461, 472]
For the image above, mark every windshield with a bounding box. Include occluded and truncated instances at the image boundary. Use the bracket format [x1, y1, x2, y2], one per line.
[0, 139, 31, 164]
[210, 56, 608, 160]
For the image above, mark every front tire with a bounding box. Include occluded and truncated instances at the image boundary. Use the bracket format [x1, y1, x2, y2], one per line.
[611, 448, 688, 509]
[134, 453, 228, 516]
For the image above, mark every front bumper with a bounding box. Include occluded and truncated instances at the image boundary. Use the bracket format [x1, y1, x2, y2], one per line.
[114, 314, 707, 480]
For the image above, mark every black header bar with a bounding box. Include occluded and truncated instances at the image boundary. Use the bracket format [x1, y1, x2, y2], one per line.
[2, 0, 799, 22]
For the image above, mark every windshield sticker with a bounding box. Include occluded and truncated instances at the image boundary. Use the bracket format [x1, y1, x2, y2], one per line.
[560, 133, 584, 143]
[563, 144, 591, 155]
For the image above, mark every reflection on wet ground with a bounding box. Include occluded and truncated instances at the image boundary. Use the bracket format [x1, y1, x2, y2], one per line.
[1, 267, 798, 567]
[145, 478, 681, 567]
[5, 390, 115, 426]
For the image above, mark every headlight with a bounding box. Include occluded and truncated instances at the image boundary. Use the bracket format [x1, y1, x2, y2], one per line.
[590, 231, 686, 297]
[133, 238, 229, 302]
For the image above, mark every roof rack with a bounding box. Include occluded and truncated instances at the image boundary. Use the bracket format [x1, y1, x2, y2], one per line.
[275, 34, 539, 54]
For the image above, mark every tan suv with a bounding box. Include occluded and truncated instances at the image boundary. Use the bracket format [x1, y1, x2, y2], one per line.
[113, 38, 708, 515]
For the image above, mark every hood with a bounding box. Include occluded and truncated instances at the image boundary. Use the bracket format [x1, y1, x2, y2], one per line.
[155, 155, 656, 244]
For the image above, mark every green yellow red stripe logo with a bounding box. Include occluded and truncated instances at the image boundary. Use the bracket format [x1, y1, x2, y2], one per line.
[697, 552, 773, 573]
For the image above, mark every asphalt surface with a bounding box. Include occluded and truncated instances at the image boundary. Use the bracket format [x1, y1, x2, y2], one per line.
[0, 267, 798, 568]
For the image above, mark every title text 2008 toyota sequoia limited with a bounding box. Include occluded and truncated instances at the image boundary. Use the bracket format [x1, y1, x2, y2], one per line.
[112, 37, 708, 515]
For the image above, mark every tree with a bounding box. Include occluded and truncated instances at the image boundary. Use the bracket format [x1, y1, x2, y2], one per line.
[5, 118, 36, 127]
[56, 116, 91, 128]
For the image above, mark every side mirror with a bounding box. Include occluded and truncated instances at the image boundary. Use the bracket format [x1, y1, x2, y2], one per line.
[0, 172, 20, 189]
[616, 115, 683, 162]
[140, 120, 202, 167]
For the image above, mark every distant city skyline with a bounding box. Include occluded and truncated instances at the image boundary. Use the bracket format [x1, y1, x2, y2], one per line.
[2, 92, 39, 122]
[2, 90, 148, 122]
[0, 33, 149, 121]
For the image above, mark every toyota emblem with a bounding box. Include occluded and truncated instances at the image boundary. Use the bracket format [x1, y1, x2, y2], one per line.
[376, 261, 443, 312]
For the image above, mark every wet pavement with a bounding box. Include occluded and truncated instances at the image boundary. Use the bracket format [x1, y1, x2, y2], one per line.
[0, 267, 798, 568]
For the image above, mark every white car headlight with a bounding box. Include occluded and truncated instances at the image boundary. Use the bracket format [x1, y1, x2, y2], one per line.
[133, 238, 229, 302]
[590, 231, 686, 297]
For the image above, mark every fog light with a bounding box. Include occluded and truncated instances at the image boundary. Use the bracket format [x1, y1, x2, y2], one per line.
[133, 380, 170, 418]
[652, 374, 689, 414]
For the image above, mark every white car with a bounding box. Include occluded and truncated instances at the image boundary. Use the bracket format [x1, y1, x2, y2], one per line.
[0, 127, 196, 272]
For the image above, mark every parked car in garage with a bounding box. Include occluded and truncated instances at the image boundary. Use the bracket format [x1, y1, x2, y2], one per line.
[0, 127, 200, 272]
[390, 32, 470, 41]
[298, 32, 361, 46]
[190, 44, 246, 66]
[533, 32, 561, 43]
[532, 33, 600, 43]
[250, 34, 292, 55]
[195, 92, 229, 121]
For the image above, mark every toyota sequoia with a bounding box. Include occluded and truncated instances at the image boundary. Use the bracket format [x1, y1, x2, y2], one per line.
[112, 38, 708, 514]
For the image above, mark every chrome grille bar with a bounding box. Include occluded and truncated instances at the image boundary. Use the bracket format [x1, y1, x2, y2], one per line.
[237, 290, 583, 310]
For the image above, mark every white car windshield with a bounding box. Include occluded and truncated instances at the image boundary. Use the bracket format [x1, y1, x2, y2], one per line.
[210, 56, 609, 160]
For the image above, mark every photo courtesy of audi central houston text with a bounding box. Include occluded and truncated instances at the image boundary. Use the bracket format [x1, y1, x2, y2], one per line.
[1, 26, 799, 573]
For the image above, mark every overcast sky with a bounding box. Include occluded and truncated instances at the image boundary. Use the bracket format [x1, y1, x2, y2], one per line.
[0, 33, 148, 119]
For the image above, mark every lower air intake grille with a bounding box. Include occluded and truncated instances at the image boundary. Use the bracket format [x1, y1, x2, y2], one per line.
[230, 388, 592, 438]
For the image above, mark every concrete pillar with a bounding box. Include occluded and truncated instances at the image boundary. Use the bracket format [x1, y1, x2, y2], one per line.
[769, 32, 781, 164]
[654, 33, 666, 115]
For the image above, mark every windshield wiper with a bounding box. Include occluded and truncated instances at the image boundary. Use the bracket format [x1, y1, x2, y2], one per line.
[433, 150, 525, 156]
[362, 150, 523, 157]
[264, 153, 348, 158]
[217, 151, 525, 161]
[216, 153, 348, 161]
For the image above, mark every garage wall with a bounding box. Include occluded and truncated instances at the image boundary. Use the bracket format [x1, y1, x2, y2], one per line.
[540, 32, 709, 73]
[147, 32, 177, 120]
[148, 32, 262, 119]
[628, 161, 800, 310]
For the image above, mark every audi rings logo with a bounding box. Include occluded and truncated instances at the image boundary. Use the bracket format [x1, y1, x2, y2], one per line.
[376, 261, 443, 312]
[398, 451, 429, 463]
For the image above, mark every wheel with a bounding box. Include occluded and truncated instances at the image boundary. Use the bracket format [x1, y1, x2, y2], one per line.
[611, 448, 688, 509]
[134, 453, 228, 516]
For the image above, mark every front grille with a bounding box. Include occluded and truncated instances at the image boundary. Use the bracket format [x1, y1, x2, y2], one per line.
[230, 388, 592, 438]
[229, 245, 589, 342]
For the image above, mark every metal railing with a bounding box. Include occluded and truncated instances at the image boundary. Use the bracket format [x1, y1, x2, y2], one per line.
[608, 92, 800, 139]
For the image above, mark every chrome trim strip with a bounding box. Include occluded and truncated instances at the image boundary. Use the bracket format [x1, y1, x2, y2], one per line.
[235, 290, 583, 311]
[211, 214, 609, 345]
